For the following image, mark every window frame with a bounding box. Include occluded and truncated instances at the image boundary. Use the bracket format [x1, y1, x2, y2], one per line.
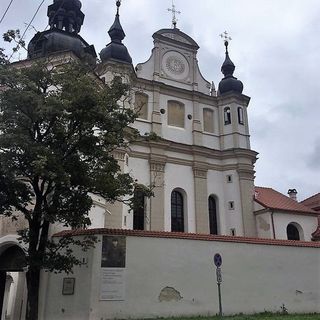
[171, 190, 185, 232]
[224, 107, 231, 125]
[167, 100, 185, 128]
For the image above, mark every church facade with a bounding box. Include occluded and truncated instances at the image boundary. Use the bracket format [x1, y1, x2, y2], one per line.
[0, 1, 319, 319]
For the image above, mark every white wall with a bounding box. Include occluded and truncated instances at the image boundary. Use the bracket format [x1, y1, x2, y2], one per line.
[164, 164, 195, 232]
[273, 212, 318, 241]
[43, 232, 320, 320]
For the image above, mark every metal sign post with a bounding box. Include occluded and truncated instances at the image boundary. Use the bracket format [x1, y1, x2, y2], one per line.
[213, 253, 223, 317]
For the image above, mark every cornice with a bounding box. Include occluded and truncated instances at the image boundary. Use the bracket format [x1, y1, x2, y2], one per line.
[134, 78, 217, 106]
[217, 92, 251, 107]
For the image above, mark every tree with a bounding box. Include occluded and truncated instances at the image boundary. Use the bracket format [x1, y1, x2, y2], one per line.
[0, 50, 144, 319]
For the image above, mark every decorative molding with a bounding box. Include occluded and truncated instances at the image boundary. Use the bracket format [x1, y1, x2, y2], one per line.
[150, 162, 166, 173]
[193, 168, 207, 179]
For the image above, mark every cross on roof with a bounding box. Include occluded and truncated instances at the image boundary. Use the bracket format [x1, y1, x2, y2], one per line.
[220, 31, 232, 45]
[167, 1, 181, 29]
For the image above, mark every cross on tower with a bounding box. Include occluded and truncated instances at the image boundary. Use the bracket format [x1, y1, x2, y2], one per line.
[220, 31, 232, 46]
[167, 1, 181, 29]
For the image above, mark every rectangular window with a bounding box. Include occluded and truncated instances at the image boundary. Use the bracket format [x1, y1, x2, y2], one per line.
[134, 93, 148, 120]
[228, 201, 235, 210]
[227, 175, 233, 183]
[203, 108, 214, 133]
[168, 101, 185, 128]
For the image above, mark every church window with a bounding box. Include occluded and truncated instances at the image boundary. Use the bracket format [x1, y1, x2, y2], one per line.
[230, 228, 236, 236]
[208, 196, 218, 235]
[168, 100, 185, 128]
[224, 107, 231, 125]
[286, 223, 301, 240]
[171, 190, 184, 232]
[134, 92, 148, 120]
[203, 108, 214, 133]
[238, 107, 244, 125]
[133, 188, 145, 230]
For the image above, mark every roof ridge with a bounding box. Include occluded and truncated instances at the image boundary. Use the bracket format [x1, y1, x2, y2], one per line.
[300, 192, 320, 203]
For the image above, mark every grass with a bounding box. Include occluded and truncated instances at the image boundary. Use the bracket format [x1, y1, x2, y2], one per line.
[155, 314, 319, 320]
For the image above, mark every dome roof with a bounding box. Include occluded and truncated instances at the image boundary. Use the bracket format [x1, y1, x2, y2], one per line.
[27, 29, 96, 61]
[27, 0, 96, 61]
[99, 1, 132, 64]
[218, 41, 243, 95]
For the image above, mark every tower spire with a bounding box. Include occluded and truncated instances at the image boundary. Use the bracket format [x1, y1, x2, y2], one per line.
[167, 1, 181, 29]
[99, 0, 132, 64]
[218, 31, 243, 95]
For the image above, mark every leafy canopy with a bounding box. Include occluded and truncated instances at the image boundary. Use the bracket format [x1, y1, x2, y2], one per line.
[0, 56, 140, 272]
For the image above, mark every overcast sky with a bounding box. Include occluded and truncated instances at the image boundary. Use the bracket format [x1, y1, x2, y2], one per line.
[1, 0, 319, 201]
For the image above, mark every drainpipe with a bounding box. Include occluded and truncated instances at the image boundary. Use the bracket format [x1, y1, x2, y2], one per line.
[271, 210, 276, 239]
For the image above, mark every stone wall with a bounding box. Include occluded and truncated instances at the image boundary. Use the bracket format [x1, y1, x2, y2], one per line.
[42, 229, 320, 320]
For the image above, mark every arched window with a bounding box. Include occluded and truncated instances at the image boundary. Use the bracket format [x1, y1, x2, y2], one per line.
[238, 107, 244, 125]
[208, 196, 218, 235]
[224, 107, 231, 125]
[134, 92, 148, 120]
[287, 223, 300, 240]
[133, 188, 145, 230]
[203, 108, 214, 133]
[171, 190, 184, 232]
[168, 100, 185, 128]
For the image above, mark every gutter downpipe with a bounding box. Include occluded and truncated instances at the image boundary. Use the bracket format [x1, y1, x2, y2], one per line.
[271, 210, 276, 239]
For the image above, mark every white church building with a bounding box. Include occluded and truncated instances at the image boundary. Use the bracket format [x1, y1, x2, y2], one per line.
[0, 1, 319, 319]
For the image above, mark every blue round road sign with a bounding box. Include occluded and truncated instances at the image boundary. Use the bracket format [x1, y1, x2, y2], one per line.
[214, 253, 222, 267]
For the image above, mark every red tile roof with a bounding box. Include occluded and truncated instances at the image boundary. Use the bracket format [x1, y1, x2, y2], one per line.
[254, 187, 318, 215]
[300, 193, 320, 212]
[53, 228, 320, 248]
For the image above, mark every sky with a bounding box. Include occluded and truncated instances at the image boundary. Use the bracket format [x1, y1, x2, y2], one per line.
[0, 0, 319, 201]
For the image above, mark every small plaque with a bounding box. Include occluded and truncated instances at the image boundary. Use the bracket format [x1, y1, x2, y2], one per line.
[62, 277, 75, 295]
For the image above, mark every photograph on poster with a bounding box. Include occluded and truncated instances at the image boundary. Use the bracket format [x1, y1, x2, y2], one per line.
[101, 235, 126, 268]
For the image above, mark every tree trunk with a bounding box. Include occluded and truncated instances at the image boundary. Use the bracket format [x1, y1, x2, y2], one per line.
[26, 268, 40, 320]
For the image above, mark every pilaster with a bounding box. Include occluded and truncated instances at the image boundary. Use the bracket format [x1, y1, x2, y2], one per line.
[149, 158, 166, 231]
[193, 164, 209, 234]
[105, 151, 126, 229]
[237, 164, 257, 237]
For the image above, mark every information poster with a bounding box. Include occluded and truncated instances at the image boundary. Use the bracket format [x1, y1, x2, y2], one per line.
[100, 235, 126, 301]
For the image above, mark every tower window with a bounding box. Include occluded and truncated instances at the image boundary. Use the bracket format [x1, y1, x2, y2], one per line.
[203, 108, 214, 133]
[226, 175, 233, 183]
[171, 190, 184, 232]
[168, 100, 185, 128]
[238, 107, 244, 125]
[224, 107, 231, 125]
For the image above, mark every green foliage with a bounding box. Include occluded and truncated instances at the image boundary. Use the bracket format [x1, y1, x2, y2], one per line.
[0, 56, 142, 273]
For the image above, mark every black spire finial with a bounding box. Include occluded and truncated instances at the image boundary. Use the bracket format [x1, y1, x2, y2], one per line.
[218, 31, 243, 95]
[108, 0, 125, 43]
[116, 0, 121, 15]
